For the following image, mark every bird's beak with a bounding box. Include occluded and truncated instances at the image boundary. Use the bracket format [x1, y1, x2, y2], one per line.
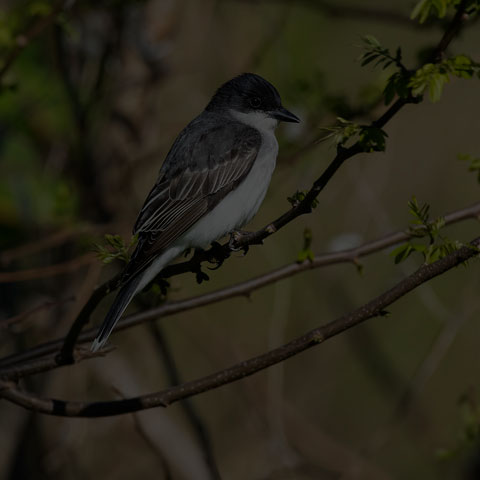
[270, 106, 300, 123]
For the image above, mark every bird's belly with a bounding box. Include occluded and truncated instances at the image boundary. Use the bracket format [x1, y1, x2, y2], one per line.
[180, 136, 278, 248]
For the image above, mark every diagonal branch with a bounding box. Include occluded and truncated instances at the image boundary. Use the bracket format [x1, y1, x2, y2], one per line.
[0, 200, 478, 380]
[1, 237, 478, 417]
[52, 0, 472, 361]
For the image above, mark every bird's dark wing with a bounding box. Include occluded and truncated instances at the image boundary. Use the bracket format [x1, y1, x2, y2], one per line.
[122, 120, 261, 282]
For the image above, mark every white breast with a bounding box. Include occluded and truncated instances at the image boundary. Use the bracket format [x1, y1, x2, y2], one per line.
[180, 111, 279, 248]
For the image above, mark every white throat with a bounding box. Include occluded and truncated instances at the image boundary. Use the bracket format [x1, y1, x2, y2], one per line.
[229, 109, 278, 134]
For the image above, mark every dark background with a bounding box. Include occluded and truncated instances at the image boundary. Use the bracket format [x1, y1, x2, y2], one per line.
[0, 1, 479, 479]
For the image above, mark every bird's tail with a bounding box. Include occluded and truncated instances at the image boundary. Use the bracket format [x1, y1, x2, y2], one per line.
[91, 275, 142, 352]
[90, 245, 185, 352]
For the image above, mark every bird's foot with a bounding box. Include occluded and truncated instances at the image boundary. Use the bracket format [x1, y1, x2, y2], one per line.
[205, 242, 230, 270]
[228, 229, 254, 254]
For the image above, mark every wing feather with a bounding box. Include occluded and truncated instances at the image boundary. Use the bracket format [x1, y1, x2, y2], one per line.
[124, 120, 261, 281]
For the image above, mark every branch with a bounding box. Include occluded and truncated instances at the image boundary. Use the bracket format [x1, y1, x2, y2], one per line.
[1, 201, 478, 379]
[1, 297, 74, 330]
[0, 254, 94, 283]
[54, 99, 403, 360]
[0, 224, 110, 267]
[57, 273, 123, 363]
[154, 0, 473, 268]
[51, 0, 472, 360]
[1, 237, 478, 417]
[432, 0, 470, 62]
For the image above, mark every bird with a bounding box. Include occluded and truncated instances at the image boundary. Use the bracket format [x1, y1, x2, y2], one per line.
[91, 73, 300, 352]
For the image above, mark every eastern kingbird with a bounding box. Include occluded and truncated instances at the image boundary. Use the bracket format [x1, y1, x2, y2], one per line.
[91, 73, 300, 351]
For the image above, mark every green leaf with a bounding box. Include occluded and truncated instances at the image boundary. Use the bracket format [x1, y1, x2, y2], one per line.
[92, 233, 138, 265]
[411, 0, 430, 21]
[361, 54, 379, 67]
[358, 126, 388, 152]
[319, 118, 362, 147]
[297, 248, 314, 263]
[362, 35, 381, 48]
[297, 228, 314, 263]
[287, 191, 319, 209]
[408, 54, 480, 103]
[429, 73, 448, 102]
[391, 244, 414, 264]
[411, 0, 452, 23]
[359, 35, 406, 73]
[393, 195, 466, 266]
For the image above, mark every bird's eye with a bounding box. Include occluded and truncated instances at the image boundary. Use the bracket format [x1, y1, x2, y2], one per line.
[249, 97, 261, 108]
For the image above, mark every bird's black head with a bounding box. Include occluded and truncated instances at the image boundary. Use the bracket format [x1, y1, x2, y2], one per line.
[206, 73, 300, 123]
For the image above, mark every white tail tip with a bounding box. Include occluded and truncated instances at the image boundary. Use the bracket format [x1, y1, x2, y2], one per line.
[90, 337, 105, 353]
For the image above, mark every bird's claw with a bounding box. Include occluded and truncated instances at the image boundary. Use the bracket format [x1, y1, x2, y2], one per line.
[205, 241, 230, 270]
[228, 230, 251, 255]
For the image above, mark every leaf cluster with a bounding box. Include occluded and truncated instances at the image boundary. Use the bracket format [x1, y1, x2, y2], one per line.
[360, 33, 480, 106]
[93, 234, 138, 265]
[383, 71, 412, 105]
[358, 126, 388, 152]
[359, 36, 406, 72]
[320, 117, 388, 153]
[411, 0, 480, 23]
[408, 55, 480, 102]
[359, 35, 413, 106]
[411, 0, 460, 23]
[391, 197, 462, 264]
[287, 190, 319, 209]
[319, 117, 361, 147]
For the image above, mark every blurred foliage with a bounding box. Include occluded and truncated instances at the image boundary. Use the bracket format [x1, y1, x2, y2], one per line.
[360, 34, 480, 104]
[93, 233, 138, 264]
[0, 1, 480, 479]
[0, 1, 56, 54]
[0, 14, 77, 233]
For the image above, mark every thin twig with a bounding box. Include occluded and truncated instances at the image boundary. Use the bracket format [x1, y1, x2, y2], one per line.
[0, 200, 478, 378]
[57, 272, 123, 364]
[1, 237, 478, 417]
[0, 224, 107, 266]
[0, 254, 95, 283]
[1, 297, 74, 330]
[432, 0, 470, 62]
[51, 0, 471, 361]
